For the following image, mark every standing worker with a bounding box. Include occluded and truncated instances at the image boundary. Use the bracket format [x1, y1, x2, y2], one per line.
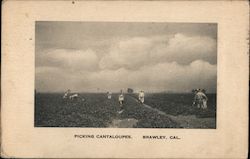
[118, 91, 125, 114]
[107, 92, 112, 99]
[119, 92, 124, 105]
[138, 90, 145, 104]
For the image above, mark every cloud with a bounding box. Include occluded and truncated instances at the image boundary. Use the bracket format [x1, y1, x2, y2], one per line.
[99, 33, 216, 70]
[94, 60, 217, 93]
[99, 37, 153, 70]
[36, 49, 99, 71]
[35, 34, 217, 93]
[151, 33, 217, 64]
[36, 59, 216, 93]
[36, 66, 94, 92]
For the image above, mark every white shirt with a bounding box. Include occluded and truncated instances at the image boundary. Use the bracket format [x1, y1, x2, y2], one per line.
[119, 94, 124, 101]
[139, 92, 144, 98]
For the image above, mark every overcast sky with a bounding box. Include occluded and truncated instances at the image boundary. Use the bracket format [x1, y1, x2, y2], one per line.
[35, 22, 217, 93]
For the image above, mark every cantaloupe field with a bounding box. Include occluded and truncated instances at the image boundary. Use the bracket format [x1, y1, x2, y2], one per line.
[35, 93, 216, 128]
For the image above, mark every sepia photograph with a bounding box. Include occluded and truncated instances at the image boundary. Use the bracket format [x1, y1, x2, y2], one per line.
[2, 1, 249, 158]
[35, 22, 217, 128]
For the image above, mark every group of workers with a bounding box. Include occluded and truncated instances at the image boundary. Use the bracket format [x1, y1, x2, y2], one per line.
[63, 89, 208, 111]
[192, 89, 208, 109]
[107, 89, 208, 110]
[107, 90, 145, 105]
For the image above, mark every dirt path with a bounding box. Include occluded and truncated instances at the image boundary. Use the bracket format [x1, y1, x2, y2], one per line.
[129, 95, 215, 128]
[108, 95, 176, 128]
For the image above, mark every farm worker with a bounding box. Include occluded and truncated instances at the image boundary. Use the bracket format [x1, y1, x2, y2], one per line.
[63, 89, 71, 99]
[192, 89, 208, 109]
[117, 90, 125, 114]
[119, 93, 124, 105]
[118, 92, 125, 114]
[107, 92, 112, 99]
[138, 90, 145, 104]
